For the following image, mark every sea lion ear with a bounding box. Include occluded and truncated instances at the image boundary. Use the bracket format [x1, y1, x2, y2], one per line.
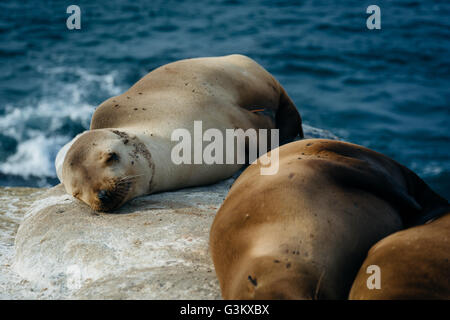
[104, 152, 120, 163]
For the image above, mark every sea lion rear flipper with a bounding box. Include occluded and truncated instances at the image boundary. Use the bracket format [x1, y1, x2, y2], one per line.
[398, 164, 450, 226]
[276, 85, 303, 144]
[327, 161, 423, 222]
[321, 141, 449, 227]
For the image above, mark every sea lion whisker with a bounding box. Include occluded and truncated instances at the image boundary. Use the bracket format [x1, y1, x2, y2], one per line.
[114, 184, 132, 193]
[115, 177, 135, 184]
[117, 177, 136, 182]
[114, 182, 131, 190]
[114, 182, 128, 187]
[314, 270, 325, 300]
[118, 174, 144, 181]
[113, 187, 129, 195]
[115, 182, 133, 189]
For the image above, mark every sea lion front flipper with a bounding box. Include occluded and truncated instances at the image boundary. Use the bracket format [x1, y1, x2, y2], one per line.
[247, 106, 276, 121]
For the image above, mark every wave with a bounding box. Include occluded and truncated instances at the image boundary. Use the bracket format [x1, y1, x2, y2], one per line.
[0, 66, 124, 185]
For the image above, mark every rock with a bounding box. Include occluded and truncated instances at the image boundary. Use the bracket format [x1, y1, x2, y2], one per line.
[13, 180, 234, 299]
[0, 187, 46, 299]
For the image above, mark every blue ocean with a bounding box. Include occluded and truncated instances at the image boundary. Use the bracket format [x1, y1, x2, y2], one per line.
[0, 0, 448, 199]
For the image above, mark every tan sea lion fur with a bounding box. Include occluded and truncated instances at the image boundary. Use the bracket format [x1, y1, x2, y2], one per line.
[60, 54, 302, 211]
[349, 212, 450, 299]
[209, 139, 449, 299]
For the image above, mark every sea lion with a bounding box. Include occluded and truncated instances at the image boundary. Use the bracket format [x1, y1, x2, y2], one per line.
[59, 54, 302, 211]
[349, 212, 450, 300]
[209, 139, 449, 299]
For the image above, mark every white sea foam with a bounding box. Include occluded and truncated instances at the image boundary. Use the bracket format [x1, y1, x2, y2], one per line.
[411, 161, 445, 177]
[302, 123, 340, 140]
[0, 134, 68, 179]
[0, 66, 124, 182]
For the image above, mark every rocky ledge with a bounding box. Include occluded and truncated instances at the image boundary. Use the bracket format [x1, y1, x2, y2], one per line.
[12, 179, 236, 299]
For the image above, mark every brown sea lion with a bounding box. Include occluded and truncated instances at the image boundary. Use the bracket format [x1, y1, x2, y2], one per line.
[349, 213, 450, 300]
[209, 139, 449, 299]
[58, 54, 302, 211]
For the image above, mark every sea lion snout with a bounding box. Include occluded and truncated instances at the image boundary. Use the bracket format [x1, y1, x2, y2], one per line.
[70, 181, 131, 212]
[91, 173, 140, 212]
[97, 189, 109, 202]
[94, 187, 127, 212]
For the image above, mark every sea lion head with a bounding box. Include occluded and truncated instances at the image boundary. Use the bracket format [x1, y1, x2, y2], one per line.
[62, 129, 153, 212]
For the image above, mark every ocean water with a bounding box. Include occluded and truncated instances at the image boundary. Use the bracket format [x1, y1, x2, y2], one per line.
[0, 0, 448, 198]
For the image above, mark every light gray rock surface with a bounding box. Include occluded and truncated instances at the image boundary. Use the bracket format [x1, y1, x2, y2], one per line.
[12, 180, 235, 299]
[0, 187, 46, 299]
